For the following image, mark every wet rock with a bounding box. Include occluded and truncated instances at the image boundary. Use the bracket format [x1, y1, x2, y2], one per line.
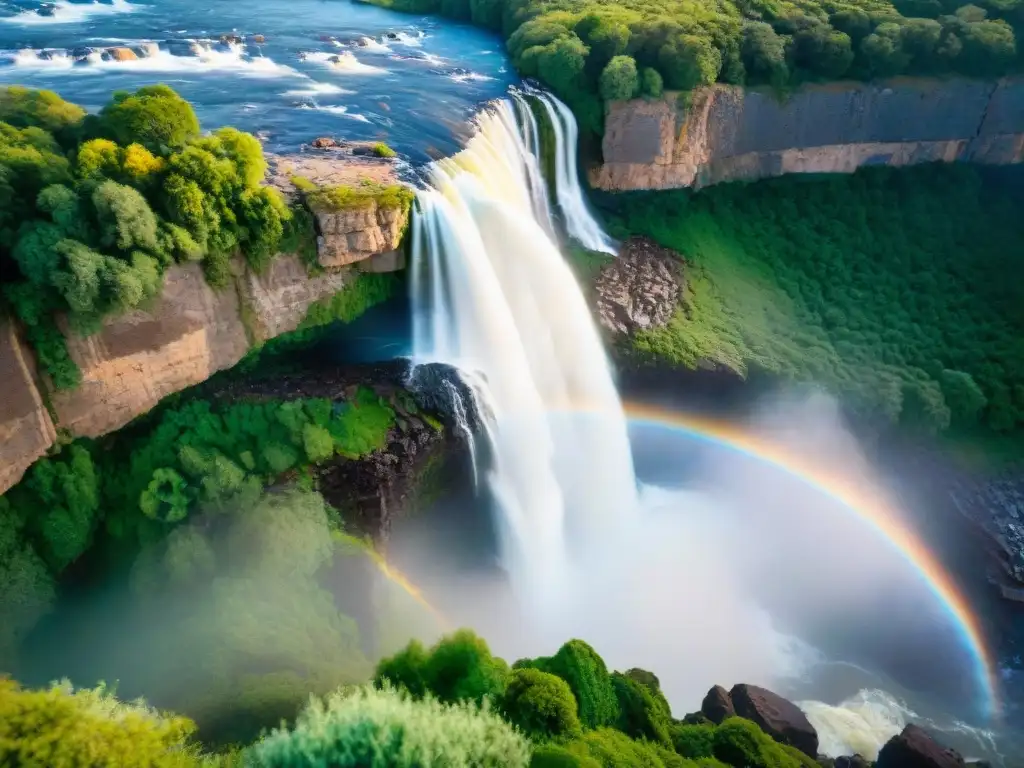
[730, 683, 819, 758]
[386, 31, 398, 39]
[37, 3, 56, 16]
[106, 47, 138, 61]
[407, 362, 484, 439]
[700, 685, 735, 724]
[835, 756, 872, 768]
[219, 33, 243, 45]
[251, 34, 266, 43]
[136, 41, 160, 58]
[310, 136, 339, 149]
[595, 236, 683, 335]
[876, 724, 966, 768]
[69, 46, 93, 61]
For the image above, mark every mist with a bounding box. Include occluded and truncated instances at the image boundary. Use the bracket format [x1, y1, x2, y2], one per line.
[384, 389, 991, 756]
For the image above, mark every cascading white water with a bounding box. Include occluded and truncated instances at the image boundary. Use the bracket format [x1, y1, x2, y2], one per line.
[533, 92, 616, 255]
[410, 94, 636, 604]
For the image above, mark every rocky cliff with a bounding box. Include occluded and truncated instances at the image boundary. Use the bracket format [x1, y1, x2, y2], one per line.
[0, 204, 410, 494]
[592, 77, 1024, 191]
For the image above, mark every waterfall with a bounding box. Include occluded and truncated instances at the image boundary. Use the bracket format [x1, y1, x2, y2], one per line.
[533, 92, 616, 255]
[410, 94, 636, 605]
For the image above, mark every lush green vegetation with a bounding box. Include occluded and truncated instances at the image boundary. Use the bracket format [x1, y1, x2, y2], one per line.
[306, 181, 415, 212]
[0, 85, 305, 387]
[365, 0, 1022, 134]
[610, 163, 1024, 437]
[0, 387, 397, 679]
[371, 141, 399, 158]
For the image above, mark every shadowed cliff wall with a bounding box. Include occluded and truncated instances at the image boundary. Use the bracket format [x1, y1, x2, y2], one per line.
[592, 77, 1024, 191]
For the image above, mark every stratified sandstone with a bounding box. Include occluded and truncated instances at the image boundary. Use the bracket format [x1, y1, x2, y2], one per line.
[0, 320, 57, 492]
[592, 77, 1024, 191]
[239, 253, 355, 343]
[50, 262, 250, 439]
[313, 203, 406, 269]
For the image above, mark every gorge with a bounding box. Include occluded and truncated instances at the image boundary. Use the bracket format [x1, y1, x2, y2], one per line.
[2, 0, 1024, 765]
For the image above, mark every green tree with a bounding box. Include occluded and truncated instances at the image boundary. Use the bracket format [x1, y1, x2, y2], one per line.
[500, 667, 582, 740]
[101, 84, 200, 153]
[658, 34, 722, 90]
[0, 86, 84, 144]
[528, 640, 619, 730]
[861, 22, 912, 75]
[741, 22, 789, 85]
[641, 67, 664, 97]
[600, 55, 640, 101]
[140, 467, 191, 523]
[940, 369, 988, 425]
[0, 501, 55, 668]
[612, 672, 671, 745]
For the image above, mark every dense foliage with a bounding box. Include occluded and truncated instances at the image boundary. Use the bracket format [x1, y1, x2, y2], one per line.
[252, 684, 532, 767]
[0, 679, 215, 767]
[365, 0, 1022, 133]
[613, 164, 1024, 437]
[306, 181, 415, 212]
[2, 623, 859, 767]
[0, 85, 300, 386]
[0, 388, 396, 676]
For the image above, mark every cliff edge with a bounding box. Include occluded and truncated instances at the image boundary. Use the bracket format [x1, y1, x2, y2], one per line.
[592, 77, 1024, 191]
[0, 197, 411, 494]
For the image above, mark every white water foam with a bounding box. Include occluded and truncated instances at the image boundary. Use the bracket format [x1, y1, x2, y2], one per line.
[0, 0, 135, 25]
[5, 40, 300, 77]
[297, 102, 370, 123]
[450, 71, 493, 83]
[281, 82, 354, 98]
[533, 92, 616, 254]
[302, 50, 386, 75]
[357, 36, 391, 54]
[411, 96, 634, 604]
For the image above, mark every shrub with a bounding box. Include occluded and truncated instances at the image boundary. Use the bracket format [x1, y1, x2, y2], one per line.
[640, 67, 664, 97]
[0, 679, 206, 767]
[371, 142, 397, 158]
[376, 629, 510, 705]
[612, 672, 671, 745]
[531, 744, 603, 767]
[711, 717, 805, 768]
[501, 667, 582, 740]
[530, 640, 620, 730]
[249, 684, 531, 768]
[599, 55, 639, 102]
[672, 723, 716, 758]
[101, 84, 200, 153]
[0, 85, 85, 143]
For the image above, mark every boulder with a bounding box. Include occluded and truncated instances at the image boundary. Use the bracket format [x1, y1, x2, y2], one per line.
[730, 683, 819, 758]
[251, 34, 266, 43]
[595, 236, 683, 335]
[835, 756, 872, 768]
[876, 724, 966, 768]
[311, 136, 339, 149]
[106, 47, 137, 61]
[701, 685, 735, 724]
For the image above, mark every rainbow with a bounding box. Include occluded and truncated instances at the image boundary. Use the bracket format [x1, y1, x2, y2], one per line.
[621, 401, 1002, 721]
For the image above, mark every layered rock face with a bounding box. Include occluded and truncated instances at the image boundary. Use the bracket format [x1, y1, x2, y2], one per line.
[592, 77, 1024, 191]
[0, 202, 410, 494]
[313, 203, 407, 270]
[0, 320, 57, 493]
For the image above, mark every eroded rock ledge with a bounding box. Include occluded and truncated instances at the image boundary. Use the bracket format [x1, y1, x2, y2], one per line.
[592, 77, 1024, 191]
[0, 202, 410, 494]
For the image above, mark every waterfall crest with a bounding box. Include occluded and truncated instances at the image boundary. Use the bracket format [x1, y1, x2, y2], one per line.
[410, 94, 635, 603]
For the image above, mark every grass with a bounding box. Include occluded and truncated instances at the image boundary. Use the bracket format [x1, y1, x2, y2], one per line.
[307, 183, 414, 213]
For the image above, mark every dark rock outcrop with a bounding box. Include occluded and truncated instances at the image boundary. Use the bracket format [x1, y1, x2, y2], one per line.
[877, 724, 966, 768]
[730, 683, 820, 758]
[835, 756, 873, 768]
[595, 237, 683, 336]
[701, 685, 735, 724]
[407, 362, 485, 439]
